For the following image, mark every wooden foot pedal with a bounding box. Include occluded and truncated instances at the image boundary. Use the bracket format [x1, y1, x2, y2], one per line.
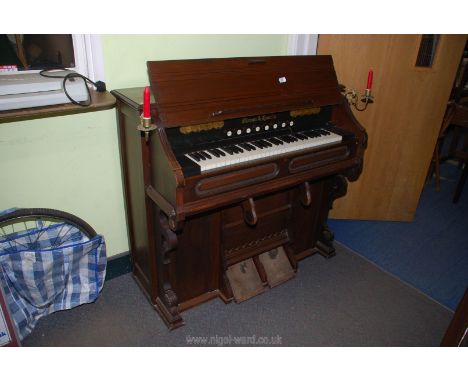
[258, 247, 295, 288]
[226, 258, 266, 303]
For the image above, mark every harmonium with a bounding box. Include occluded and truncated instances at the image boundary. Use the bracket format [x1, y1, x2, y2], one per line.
[112, 55, 367, 329]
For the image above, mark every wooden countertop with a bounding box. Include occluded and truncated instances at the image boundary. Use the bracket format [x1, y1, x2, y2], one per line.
[0, 89, 116, 123]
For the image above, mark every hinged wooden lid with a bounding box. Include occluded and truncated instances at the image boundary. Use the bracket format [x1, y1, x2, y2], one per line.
[147, 55, 341, 128]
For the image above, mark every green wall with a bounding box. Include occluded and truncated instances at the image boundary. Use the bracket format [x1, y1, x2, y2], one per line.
[102, 34, 289, 89]
[0, 110, 128, 256]
[0, 34, 288, 257]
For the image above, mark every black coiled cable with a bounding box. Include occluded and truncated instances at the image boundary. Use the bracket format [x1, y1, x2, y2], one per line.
[39, 68, 106, 107]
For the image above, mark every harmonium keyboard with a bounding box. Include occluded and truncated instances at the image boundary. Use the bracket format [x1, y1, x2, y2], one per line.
[112, 55, 367, 329]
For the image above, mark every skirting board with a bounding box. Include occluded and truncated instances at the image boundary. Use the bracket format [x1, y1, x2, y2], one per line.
[105, 252, 132, 281]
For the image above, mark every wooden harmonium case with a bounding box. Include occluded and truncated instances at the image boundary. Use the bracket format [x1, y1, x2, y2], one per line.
[112, 55, 367, 329]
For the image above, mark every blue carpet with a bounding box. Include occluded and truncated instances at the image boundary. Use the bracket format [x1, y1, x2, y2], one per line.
[329, 162, 468, 311]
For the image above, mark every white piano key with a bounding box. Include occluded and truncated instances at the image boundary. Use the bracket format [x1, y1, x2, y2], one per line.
[184, 130, 343, 173]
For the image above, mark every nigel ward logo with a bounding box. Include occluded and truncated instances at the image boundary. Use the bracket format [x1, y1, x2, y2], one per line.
[185, 334, 282, 346]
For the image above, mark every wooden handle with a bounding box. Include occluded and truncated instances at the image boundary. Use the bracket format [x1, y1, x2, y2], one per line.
[242, 197, 258, 226]
[300, 181, 312, 207]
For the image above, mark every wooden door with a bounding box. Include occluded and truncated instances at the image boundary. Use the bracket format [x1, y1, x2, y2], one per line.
[318, 35, 466, 221]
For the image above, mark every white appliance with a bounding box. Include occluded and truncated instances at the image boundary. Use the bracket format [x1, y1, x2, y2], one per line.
[0, 70, 88, 111]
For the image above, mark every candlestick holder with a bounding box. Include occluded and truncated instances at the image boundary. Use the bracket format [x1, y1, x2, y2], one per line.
[137, 114, 157, 142]
[342, 87, 374, 111]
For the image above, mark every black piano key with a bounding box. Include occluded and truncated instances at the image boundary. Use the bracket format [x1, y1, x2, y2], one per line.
[293, 133, 308, 140]
[201, 151, 212, 159]
[228, 145, 238, 154]
[251, 141, 265, 149]
[233, 145, 244, 153]
[191, 152, 203, 161]
[222, 146, 235, 155]
[269, 137, 283, 145]
[244, 143, 257, 150]
[260, 139, 272, 147]
[215, 148, 226, 156]
[208, 149, 220, 158]
[239, 143, 253, 151]
[303, 131, 318, 138]
[265, 138, 279, 145]
[195, 151, 207, 160]
[187, 153, 200, 162]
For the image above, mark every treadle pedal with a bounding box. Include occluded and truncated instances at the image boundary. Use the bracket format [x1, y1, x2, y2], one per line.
[226, 258, 266, 303]
[258, 246, 295, 288]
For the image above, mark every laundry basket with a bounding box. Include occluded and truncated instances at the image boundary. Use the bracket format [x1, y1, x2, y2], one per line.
[0, 208, 106, 339]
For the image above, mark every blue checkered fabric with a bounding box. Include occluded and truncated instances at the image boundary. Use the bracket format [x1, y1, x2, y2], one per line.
[0, 212, 106, 340]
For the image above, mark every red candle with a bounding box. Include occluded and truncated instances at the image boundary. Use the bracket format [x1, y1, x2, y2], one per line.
[366, 68, 373, 90]
[143, 86, 151, 118]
